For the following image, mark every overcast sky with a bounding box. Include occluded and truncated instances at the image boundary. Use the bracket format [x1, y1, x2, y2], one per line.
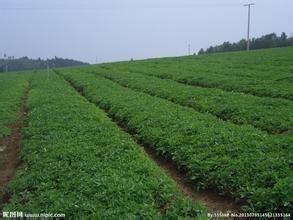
[0, 0, 292, 63]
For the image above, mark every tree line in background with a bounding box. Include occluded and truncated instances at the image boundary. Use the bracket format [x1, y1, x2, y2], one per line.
[198, 32, 293, 55]
[0, 56, 87, 73]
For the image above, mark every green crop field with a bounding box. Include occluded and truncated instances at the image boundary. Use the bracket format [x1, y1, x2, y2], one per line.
[0, 47, 292, 217]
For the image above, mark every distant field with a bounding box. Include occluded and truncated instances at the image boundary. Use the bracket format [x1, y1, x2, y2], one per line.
[96, 47, 293, 99]
[1, 47, 292, 217]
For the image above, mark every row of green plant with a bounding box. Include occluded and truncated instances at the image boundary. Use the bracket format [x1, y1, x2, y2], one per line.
[75, 66, 292, 134]
[60, 70, 292, 213]
[113, 64, 293, 100]
[0, 72, 29, 137]
[121, 47, 293, 81]
[4, 71, 205, 218]
[96, 47, 293, 100]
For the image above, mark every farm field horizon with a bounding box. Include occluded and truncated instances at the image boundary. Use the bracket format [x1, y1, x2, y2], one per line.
[0, 47, 292, 218]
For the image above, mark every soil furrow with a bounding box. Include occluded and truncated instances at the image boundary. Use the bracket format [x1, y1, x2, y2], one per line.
[0, 84, 29, 211]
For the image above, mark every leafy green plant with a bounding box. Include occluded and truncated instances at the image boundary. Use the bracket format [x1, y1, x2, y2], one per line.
[59, 71, 292, 213]
[73, 66, 293, 134]
[95, 47, 293, 100]
[4, 71, 205, 218]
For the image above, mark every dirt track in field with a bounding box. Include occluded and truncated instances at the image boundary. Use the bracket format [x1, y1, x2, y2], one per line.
[0, 85, 28, 211]
[62, 75, 243, 214]
[114, 120, 243, 214]
[142, 146, 243, 213]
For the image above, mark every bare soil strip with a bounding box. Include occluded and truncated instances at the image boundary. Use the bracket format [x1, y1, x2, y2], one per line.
[113, 118, 243, 214]
[64, 77, 243, 213]
[142, 146, 242, 213]
[0, 85, 29, 211]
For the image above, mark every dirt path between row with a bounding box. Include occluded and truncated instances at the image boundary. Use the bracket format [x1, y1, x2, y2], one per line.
[115, 119, 243, 214]
[62, 76, 243, 214]
[0, 85, 29, 211]
[143, 146, 243, 213]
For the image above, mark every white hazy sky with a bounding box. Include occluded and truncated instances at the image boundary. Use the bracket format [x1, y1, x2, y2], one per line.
[0, 0, 292, 63]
